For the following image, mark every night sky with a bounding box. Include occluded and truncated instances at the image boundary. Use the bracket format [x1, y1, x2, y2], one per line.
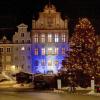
[0, 0, 100, 40]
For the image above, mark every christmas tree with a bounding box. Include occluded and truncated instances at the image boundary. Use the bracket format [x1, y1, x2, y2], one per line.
[61, 18, 99, 87]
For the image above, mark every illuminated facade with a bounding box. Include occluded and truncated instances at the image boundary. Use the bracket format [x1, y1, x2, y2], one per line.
[31, 4, 69, 74]
[13, 24, 32, 73]
[0, 4, 69, 74]
[0, 24, 32, 74]
[0, 36, 13, 73]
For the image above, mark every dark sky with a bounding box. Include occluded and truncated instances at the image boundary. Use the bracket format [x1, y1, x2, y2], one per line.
[0, 0, 100, 40]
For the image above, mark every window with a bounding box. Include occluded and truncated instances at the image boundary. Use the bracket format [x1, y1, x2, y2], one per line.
[62, 48, 66, 55]
[6, 65, 11, 70]
[0, 56, 4, 62]
[27, 40, 30, 43]
[48, 34, 52, 42]
[22, 40, 24, 43]
[21, 33, 24, 37]
[27, 56, 30, 60]
[7, 48, 11, 52]
[48, 48, 52, 55]
[27, 47, 30, 51]
[48, 60, 52, 66]
[34, 34, 38, 43]
[16, 47, 18, 51]
[0, 48, 3, 52]
[15, 40, 18, 43]
[34, 60, 38, 66]
[61, 34, 66, 42]
[15, 56, 18, 60]
[28, 65, 31, 69]
[41, 59, 45, 66]
[34, 48, 38, 55]
[6, 56, 11, 62]
[55, 60, 59, 66]
[41, 48, 45, 55]
[21, 65, 24, 69]
[55, 48, 58, 55]
[22, 56, 25, 60]
[55, 34, 59, 42]
[41, 34, 45, 43]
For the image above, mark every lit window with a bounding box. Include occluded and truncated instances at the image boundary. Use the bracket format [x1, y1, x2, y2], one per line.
[21, 47, 25, 51]
[61, 34, 66, 42]
[41, 48, 45, 55]
[21, 33, 24, 37]
[41, 34, 45, 43]
[7, 48, 11, 52]
[34, 60, 38, 66]
[34, 34, 38, 43]
[6, 65, 11, 71]
[41, 59, 45, 66]
[6, 56, 11, 62]
[48, 48, 52, 55]
[1, 56, 4, 62]
[0, 48, 3, 52]
[34, 48, 38, 55]
[48, 60, 52, 66]
[62, 48, 66, 55]
[55, 60, 59, 66]
[55, 48, 58, 55]
[48, 34, 52, 42]
[55, 34, 59, 42]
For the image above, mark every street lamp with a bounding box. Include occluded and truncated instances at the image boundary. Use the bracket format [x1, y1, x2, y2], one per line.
[91, 76, 95, 93]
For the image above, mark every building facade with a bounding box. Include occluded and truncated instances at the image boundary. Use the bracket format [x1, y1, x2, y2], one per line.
[0, 4, 69, 74]
[0, 36, 13, 74]
[31, 4, 69, 74]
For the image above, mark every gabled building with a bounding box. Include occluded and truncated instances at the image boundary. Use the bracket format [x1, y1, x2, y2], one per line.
[31, 4, 69, 74]
[13, 23, 32, 73]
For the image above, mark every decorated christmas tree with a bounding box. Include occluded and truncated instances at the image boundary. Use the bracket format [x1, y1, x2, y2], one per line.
[61, 18, 99, 87]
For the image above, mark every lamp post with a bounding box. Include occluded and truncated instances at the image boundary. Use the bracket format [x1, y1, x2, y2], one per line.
[91, 76, 95, 93]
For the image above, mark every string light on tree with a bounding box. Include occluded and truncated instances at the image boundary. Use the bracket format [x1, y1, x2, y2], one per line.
[61, 18, 99, 87]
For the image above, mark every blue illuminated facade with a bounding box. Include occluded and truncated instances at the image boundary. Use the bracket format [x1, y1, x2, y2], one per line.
[31, 4, 69, 74]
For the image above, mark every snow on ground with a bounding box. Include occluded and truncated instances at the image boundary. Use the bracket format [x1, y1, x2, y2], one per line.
[87, 90, 100, 96]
